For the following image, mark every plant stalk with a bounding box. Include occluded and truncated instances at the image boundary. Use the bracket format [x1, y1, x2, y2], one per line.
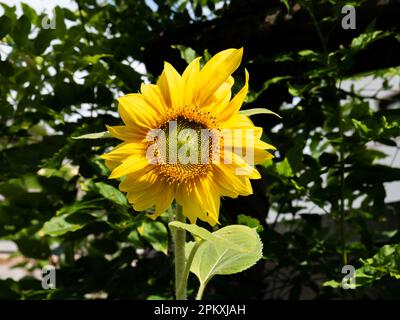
[178, 240, 203, 296]
[196, 279, 209, 300]
[337, 78, 347, 266]
[173, 204, 186, 300]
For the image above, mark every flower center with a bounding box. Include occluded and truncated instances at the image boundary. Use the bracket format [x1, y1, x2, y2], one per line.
[150, 115, 217, 183]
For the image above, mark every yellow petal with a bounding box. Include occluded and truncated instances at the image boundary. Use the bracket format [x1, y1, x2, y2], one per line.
[196, 48, 243, 106]
[101, 142, 145, 161]
[202, 76, 234, 109]
[254, 149, 274, 164]
[118, 94, 158, 133]
[140, 83, 168, 114]
[104, 159, 120, 171]
[222, 130, 276, 151]
[154, 182, 175, 216]
[129, 187, 158, 212]
[182, 57, 201, 106]
[157, 62, 183, 108]
[106, 125, 145, 141]
[220, 113, 255, 130]
[176, 182, 210, 224]
[208, 169, 239, 198]
[109, 155, 150, 179]
[194, 177, 220, 225]
[218, 69, 249, 122]
[214, 164, 253, 196]
[119, 170, 158, 192]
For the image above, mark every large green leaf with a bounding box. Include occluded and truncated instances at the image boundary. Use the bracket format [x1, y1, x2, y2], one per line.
[42, 213, 95, 237]
[169, 221, 213, 241]
[169, 221, 248, 251]
[187, 225, 263, 296]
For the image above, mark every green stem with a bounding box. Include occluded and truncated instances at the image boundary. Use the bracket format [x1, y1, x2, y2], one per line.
[167, 206, 174, 222]
[178, 240, 203, 296]
[339, 104, 347, 266]
[301, 0, 328, 59]
[196, 280, 209, 300]
[337, 78, 347, 266]
[173, 204, 186, 300]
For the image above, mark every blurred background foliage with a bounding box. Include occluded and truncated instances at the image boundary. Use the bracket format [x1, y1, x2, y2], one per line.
[0, 0, 400, 299]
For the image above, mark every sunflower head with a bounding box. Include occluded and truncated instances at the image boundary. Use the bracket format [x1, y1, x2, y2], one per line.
[101, 48, 276, 226]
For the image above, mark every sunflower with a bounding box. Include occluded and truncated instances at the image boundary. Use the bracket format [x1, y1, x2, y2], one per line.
[101, 48, 275, 226]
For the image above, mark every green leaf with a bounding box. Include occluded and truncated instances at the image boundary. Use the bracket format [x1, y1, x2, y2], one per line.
[239, 108, 281, 118]
[351, 30, 390, 51]
[42, 214, 89, 237]
[54, 6, 66, 36]
[62, 8, 77, 21]
[169, 221, 214, 241]
[0, 15, 12, 39]
[109, 59, 142, 91]
[11, 15, 30, 46]
[352, 119, 371, 135]
[322, 280, 341, 288]
[188, 225, 263, 292]
[169, 221, 244, 250]
[276, 158, 293, 177]
[21, 3, 37, 25]
[280, 0, 290, 11]
[353, 243, 400, 287]
[324, 243, 400, 289]
[237, 214, 264, 232]
[138, 220, 169, 255]
[288, 83, 301, 97]
[87, 181, 128, 207]
[34, 28, 55, 55]
[55, 200, 101, 217]
[72, 131, 111, 139]
[172, 45, 197, 63]
[128, 230, 144, 248]
[82, 54, 112, 65]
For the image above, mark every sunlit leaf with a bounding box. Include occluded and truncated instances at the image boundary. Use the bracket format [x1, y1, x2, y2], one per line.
[72, 131, 112, 139]
[239, 108, 281, 118]
[188, 225, 263, 293]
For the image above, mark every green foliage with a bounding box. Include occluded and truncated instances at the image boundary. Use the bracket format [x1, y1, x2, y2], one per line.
[182, 224, 262, 298]
[169, 221, 214, 242]
[237, 214, 264, 232]
[138, 220, 169, 255]
[355, 244, 400, 285]
[172, 45, 197, 63]
[1, 0, 400, 299]
[324, 243, 400, 289]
